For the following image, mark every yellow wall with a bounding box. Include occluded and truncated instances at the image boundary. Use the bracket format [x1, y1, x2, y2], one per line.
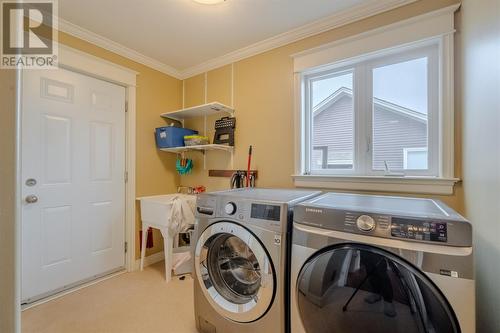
[458, 0, 500, 330]
[58, 32, 182, 259]
[0, 69, 19, 333]
[179, 0, 464, 213]
[181, 68, 235, 190]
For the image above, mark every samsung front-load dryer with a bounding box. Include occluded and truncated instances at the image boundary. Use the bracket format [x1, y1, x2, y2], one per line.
[193, 188, 320, 333]
[290, 192, 475, 333]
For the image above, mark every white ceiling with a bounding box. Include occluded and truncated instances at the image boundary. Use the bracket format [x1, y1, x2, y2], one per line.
[59, 0, 375, 73]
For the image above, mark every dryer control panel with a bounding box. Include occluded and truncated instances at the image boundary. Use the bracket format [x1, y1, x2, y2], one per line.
[347, 212, 449, 244]
[391, 217, 447, 243]
[293, 193, 472, 247]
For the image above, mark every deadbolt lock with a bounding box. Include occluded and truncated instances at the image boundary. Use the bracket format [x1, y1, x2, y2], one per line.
[25, 178, 37, 187]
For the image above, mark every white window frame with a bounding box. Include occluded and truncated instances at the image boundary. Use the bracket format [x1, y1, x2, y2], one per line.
[292, 4, 460, 195]
[403, 147, 429, 170]
[303, 45, 438, 177]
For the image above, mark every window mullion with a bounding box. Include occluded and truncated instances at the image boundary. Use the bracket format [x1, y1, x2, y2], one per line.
[353, 64, 370, 175]
[364, 63, 374, 176]
[428, 47, 440, 177]
[304, 77, 312, 175]
[353, 66, 360, 174]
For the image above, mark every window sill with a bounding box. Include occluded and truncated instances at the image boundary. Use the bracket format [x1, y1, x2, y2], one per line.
[292, 175, 460, 195]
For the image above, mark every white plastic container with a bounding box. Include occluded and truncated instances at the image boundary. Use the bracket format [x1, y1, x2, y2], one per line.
[172, 250, 192, 275]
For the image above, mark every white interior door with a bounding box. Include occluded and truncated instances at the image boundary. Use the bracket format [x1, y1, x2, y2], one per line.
[21, 68, 126, 303]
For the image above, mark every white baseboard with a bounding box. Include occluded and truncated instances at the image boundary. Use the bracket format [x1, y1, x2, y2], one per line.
[133, 251, 165, 271]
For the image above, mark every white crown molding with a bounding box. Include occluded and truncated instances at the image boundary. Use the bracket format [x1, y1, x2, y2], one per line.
[179, 0, 418, 78]
[57, 17, 183, 78]
[291, 3, 460, 61]
[57, 0, 417, 80]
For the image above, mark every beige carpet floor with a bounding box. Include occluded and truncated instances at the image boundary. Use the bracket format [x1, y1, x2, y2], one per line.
[22, 261, 197, 333]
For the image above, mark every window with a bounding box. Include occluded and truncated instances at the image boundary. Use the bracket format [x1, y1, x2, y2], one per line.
[310, 70, 354, 170]
[293, 6, 459, 194]
[404, 147, 428, 170]
[303, 44, 438, 177]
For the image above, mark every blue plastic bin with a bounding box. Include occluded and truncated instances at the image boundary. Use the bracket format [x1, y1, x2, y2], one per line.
[155, 126, 198, 148]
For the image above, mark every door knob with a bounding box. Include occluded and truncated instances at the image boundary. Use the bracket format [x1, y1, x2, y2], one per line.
[25, 195, 38, 204]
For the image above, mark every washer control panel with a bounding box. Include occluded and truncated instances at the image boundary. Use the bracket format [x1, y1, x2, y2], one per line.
[210, 198, 285, 233]
[250, 203, 281, 222]
[224, 202, 237, 215]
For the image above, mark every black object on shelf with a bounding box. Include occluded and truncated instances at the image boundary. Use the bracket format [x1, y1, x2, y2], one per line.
[213, 116, 236, 146]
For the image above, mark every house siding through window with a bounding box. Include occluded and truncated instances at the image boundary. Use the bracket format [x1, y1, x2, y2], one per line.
[312, 89, 427, 171]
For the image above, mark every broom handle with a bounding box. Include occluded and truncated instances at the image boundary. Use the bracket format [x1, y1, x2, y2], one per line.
[246, 145, 252, 187]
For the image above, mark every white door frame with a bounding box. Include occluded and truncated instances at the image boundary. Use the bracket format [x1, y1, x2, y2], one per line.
[18, 44, 138, 278]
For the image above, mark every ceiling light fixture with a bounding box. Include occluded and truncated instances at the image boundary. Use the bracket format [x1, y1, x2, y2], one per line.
[193, 0, 226, 5]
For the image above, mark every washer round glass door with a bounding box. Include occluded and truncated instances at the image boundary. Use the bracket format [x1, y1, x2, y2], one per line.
[195, 222, 275, 323]
[296, 244, 460, 333]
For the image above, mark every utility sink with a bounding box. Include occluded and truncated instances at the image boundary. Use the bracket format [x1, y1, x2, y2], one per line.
[137, 194, 197, 282]
[137, 194, 196, 227]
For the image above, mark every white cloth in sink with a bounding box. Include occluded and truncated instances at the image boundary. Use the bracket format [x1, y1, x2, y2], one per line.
[168, 195, 196, 234]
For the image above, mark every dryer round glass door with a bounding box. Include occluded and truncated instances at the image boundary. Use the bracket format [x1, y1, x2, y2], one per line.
[195, 222, 275, 323]
[296, 244, 460, 333]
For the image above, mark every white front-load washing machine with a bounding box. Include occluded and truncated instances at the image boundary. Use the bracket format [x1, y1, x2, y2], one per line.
[290, 192, 475, 333]
[193, 188, 320, 333]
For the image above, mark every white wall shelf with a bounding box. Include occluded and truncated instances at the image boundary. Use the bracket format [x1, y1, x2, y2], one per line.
[159, 144, 234, 154]
[160, 102, 234, 121]
[159, 97, 235, 169]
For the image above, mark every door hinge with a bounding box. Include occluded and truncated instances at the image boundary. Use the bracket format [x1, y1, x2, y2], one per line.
[124, 171, 128, 183]
[125, 101, 128, 112]
[124, 242, 128, 253]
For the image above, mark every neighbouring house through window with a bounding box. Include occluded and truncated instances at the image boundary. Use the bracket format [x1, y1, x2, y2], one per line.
[292, 5, 459, 194]
[304, 44, 438, 176]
